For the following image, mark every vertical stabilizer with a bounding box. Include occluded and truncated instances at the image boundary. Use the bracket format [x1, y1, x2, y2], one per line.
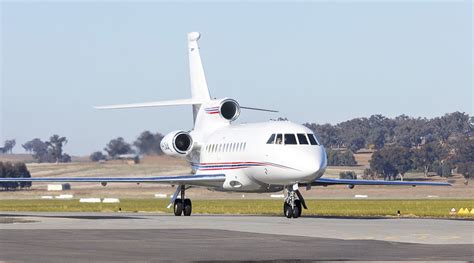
[188, 32, 211, 103]
[188, 32, 211, 122]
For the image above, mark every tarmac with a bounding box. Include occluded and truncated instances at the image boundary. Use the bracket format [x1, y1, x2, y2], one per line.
[0, 212, 473, 262]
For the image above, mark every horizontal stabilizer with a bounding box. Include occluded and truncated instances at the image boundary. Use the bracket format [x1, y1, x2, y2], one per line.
[241, 106, 278, 113]
[95, 98, 203, 110]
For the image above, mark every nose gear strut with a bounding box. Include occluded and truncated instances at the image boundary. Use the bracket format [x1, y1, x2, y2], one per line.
[283, 183, 307, 218]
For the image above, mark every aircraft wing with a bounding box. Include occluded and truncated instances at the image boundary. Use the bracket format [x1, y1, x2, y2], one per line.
[0, 174, 226, 187]
[309, 177, 451, 187]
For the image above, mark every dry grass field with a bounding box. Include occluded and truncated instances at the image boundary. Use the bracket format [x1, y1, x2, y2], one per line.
[0, 154, 472, 201]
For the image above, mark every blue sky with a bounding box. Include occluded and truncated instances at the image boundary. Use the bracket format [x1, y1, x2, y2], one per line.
[1, 1, 472, 155]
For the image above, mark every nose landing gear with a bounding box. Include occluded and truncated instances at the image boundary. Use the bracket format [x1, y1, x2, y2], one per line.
[283, 184, 307, 218]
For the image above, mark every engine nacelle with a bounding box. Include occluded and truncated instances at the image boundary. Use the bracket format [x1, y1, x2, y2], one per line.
[160, 130, 193, 156]
[219, 99, 240, 122]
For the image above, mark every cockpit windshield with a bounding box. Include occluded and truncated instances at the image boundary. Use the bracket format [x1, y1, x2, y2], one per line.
[284, 134, 297, 144]
[297, 133, 309, 145]
[307, 133, 319, 145]
[266, 134, 275, 144]
[266, 133, 319, 145]
[275, 134, 283, 144]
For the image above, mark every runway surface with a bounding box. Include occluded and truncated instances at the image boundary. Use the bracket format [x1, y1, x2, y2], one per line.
[1, 212, 473, 262]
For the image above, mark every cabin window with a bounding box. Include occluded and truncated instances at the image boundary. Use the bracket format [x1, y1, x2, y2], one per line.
[275, 134, 283, 144]
[243, 142, 247, 151]
[266, 134, 275, 144]
[284, 134, 297, 145]
[307, 134, 319, 145]
[297, 134, 309, 145]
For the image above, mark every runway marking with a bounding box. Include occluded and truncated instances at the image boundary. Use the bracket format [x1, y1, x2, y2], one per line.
[415, 234, 429, 240]
[444, 235, 461, 240]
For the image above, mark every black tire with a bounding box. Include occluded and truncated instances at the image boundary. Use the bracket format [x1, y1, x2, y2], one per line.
[174, 199, 183, 216]
[284, 202, 293, 218]
[292, 206, 300, 218]
[183, 198, 192, 216]
[295, 200, 302, 217]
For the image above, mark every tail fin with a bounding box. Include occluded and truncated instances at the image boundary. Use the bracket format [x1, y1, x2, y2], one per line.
[188, 32, 211, 102]
[188, 32, 211, 122]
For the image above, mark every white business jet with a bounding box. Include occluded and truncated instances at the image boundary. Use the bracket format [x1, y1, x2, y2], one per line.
[2, 32, 449, 218]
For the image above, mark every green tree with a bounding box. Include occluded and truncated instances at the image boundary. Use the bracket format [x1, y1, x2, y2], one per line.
[2, 139, 16, 154]
[363, 168, 374, 180]
[370, 146, 412, 180]
[452, 138, 474, 182]
[327, 149, 357, 166]
[14, 162, 31, 188]
[429, 112, 472, 143]
[22, 138, 52, 163]
[412, 142, 447, 177]
[90, 151, 107, 162]
[431, 161, 453, 177]
[0, 162, 31, 190]
[339, 171, 357, 179]
[46, 135, 68, 163]
[22, 136, 71, 163]
[104, 137, 133, 158]
[304, 123, 342, 148]
[392, 115, 431, 148]
[134, 131, 164, 155]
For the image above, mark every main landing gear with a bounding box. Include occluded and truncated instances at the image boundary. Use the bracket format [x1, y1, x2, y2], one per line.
[283, 183, 307, 219]
[171, 185, 192, 216]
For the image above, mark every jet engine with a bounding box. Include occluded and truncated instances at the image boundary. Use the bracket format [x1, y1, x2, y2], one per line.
[160, 130, 193, 156]
[219, 99, 240, 122]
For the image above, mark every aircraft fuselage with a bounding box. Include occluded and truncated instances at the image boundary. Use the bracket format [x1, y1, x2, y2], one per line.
[191, 121, 328, 192]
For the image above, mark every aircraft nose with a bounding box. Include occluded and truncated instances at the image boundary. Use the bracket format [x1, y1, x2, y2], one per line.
[304, 146, 327, 176]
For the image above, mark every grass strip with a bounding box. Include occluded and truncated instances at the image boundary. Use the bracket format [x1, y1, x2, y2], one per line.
[0, 199, 472, 218]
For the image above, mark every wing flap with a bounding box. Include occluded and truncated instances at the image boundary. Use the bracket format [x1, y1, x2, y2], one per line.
[0, 174, 226, 186]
